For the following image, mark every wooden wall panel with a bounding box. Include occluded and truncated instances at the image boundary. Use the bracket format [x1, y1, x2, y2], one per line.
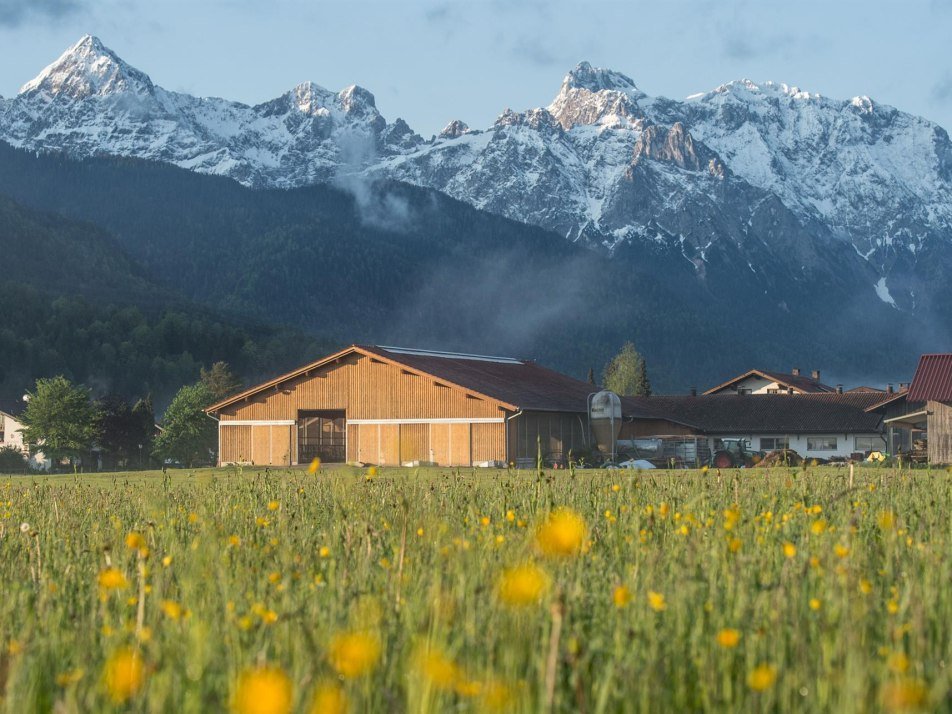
[450, 423, 471, 466]
[928, 400, 952, 465]
[218, 353, 506, 422]
[356, 424, 375, 464]
[380, 425, 400, 466]
[430, 424, 450, 465]
[472, 422, 506, 465]
[400, 424, 427, 464]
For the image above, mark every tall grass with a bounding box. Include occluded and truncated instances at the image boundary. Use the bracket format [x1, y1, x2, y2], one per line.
[0, 465, 949, 712]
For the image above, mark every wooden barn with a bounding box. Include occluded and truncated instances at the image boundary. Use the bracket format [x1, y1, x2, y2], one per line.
[205, 345, 595, 468]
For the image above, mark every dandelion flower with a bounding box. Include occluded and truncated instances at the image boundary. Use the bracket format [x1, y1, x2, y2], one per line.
[414, 647, 459, 690]
[309, 681, 347, 714]
[328, 631, 381, 678]
[880, 678, 928, 711]
[56, 668, 85, 687]
[98, 567, 129, 591]
[612, 585, 631, 609]
[647, 591, 667, 612]
[716, 628, 741, 648]
[497, 563, 549, 607]
[535, 508, 586, 558]
[747, 664, 777, 691]
[233, 666, 292, 714]
[160, 600, 183, 620]
[104, 647, 145, 703]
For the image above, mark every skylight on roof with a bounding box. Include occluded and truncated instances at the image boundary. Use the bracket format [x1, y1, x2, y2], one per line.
[378, 346, 523, 364]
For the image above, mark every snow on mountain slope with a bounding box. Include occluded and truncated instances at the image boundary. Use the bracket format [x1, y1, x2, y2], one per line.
[0, 35, 421, 187]
[2, 38, 952, 314]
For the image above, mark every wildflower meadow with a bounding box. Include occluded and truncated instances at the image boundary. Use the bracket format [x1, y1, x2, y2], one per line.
[0, 465, 949, 713]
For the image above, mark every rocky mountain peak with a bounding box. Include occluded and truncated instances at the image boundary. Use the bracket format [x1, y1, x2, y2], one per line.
[548, 61, 646, 130]
[19, 34, 154, 100]
[562, 61, 640, 95]
[338, 85, 378, 116]
[439, 120, 471, 139]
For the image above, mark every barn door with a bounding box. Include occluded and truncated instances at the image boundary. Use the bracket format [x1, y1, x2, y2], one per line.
[298, 410, 346, 463]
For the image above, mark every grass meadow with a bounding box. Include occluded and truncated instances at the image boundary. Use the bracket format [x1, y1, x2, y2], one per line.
[0, 464, 949, 713]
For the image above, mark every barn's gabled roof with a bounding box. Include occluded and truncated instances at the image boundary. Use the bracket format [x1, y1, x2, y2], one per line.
[206, 345, 598, 414]
[703, 369, 835, 395]
[623, 393, 885, 434]
[907, 354, 952, 402]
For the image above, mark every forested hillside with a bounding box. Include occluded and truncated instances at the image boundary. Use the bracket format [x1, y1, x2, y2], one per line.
[0, 142, 932, 394]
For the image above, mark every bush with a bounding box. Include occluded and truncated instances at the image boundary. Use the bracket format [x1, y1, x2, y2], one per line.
[0, 445, 28, 473]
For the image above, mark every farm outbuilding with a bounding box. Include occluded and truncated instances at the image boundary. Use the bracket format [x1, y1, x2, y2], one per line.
[904, 354, 952, 464]
[205, 345, 595, 468]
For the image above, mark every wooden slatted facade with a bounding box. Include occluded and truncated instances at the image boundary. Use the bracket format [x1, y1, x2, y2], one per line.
[206, 346, 596, 468]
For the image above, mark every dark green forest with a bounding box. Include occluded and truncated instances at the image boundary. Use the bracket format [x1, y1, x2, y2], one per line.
[0, 142, 934, 407]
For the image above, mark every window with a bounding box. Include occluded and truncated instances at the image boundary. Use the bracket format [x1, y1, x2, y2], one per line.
[855, 436, 883, 452]
[760, 436, 789, 451]
[806, 436, 837, 451]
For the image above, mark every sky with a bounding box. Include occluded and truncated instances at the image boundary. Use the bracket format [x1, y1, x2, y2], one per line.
[1, 0, 951, 137]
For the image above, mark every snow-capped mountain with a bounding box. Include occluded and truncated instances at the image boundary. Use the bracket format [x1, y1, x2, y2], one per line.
[0, 35, 421, 187]
[2, 37, 952, 316]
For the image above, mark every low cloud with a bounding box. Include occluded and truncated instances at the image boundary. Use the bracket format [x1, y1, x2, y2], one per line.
[0, 0, 84, 26]
[932, 72, 952, 105]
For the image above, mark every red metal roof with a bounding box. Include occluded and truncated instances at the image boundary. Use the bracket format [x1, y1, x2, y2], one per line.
[907, 354, 952, 402]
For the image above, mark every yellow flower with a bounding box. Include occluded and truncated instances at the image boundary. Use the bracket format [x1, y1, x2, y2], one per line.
[56, 668, 85, 687]
[309, 681, 347, 714]
[328, 631, 381, 678]
[98, 567, 129, 591]
[307, 457, 321, 475]
[104, 648, 145, 703]
[535, 508, 586, 558]
[160, 600, 183, 620]
[647, 591, 666, 612]
[782, 542, 797, 559]
[612, 585, 631, 609]
[880, 678, 929, 711]
[414, 647, 459, 690]
[716, 628, 741, 648]
[887, 652, 910, 674]
[809, 598, 822, 611]
[878, 510, 896, 531]
[747, 664, 777, 691]
[497, 563, 549, 607]
[125, 531, 147, 552]
[233, 666, 293, 714]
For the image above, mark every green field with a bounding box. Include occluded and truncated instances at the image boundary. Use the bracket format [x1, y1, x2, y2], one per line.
[0, 465, 949, 713]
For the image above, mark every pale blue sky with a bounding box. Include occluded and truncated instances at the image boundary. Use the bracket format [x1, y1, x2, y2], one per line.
[1, 0, 950, 136]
